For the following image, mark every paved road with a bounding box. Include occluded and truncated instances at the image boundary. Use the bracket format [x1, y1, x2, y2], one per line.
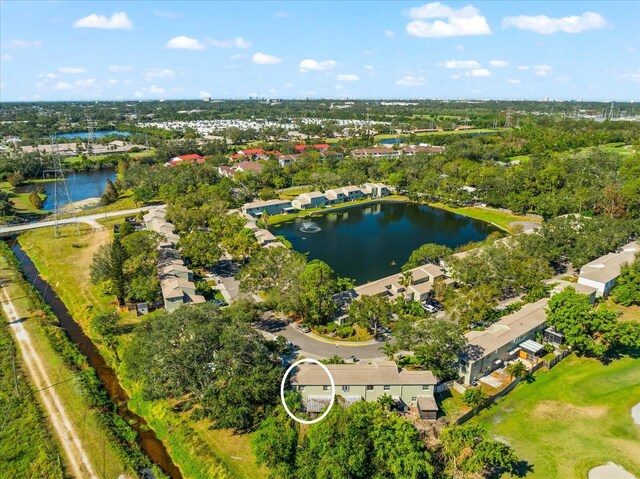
[257, 313, 386, 360]
[0, 206, 155, 235]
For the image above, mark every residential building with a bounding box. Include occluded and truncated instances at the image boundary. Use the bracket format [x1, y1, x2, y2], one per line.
[278, 154, 301, 167]
[291, 360, 438, 415]
[325, 188, 348, 204]
[160, 276, 206, 312]
[361, 183, 391, 199]
[234, 161, 263, 174]
[291, 191, 328, 210]
[241, 199, 293, 217]
[159, 263, 193, 281]
[351, 148, 402, 158]
[341, 185, 365, 201]
[254, 228, 277, 246]
[165, 153, 205, 166]
[550, 279, 598, 303]
[460, 298, 549, 385]
[577, 242, 639, 297]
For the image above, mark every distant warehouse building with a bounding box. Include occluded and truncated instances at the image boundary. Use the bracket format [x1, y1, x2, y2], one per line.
[459, 298, 549, 385]
[577, 241, 639, 297]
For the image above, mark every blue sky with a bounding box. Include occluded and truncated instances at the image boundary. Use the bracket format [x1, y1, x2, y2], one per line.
[1, 1, 639, 101]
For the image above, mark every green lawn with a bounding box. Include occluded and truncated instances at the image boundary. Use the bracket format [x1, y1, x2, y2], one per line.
[473, 354, 640, 479]
[374, 128, 510, 141]
[0, 181, 45, 214]
[18, 220, 268, 479]
[428, 203, 539, 232]
[0, 244, 127, 477]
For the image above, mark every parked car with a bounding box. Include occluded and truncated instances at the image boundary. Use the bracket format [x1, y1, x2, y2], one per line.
[296, 323, 311, 333]
[422, 303, 437, 313]
[211, 299, 228, 307]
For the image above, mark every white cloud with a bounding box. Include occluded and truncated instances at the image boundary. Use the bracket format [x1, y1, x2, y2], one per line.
[166, 35, 205, 50]
[200, 90, 211, 98]
[455, 44, 464, 51]
[337, 74, 359, 82]
[274, 11, 290, 19]
[106, 79, 119, 85]
[59, 67, 86, 74]
[335, 84, 344, 90]
[533, 64, 552, 76]
[451, 74, 460, 80]
[627, 46, 637, 53]
[555, 76, 571, 82]
[1, 54, 12, 61]
[74, 12, 133, 30]
[299, 59, 335, 72]
[507, 79, 521, 84]
[502, 11, 606, 34]
[207, 37, 251, 49]
[384, 29, 396, 37]
[466, 68, 491, 77]
[284, 82, 294, 88]
[364, 64, 375, 72]
[149, 85, 166, 95]
[621, 69, 640, 82]
[489, 60, 508, 67]
[144, 69, 176, 81]
[74, 78, 97, 87]
[439, 59, 480, 69]
[8, 39, 42, 49]
[406, 2, 491, 38]
[252, 52, 283, 65]
[108, 64, 133, 72]
[55, 82, 74, 90]
[396, 75, 426, 86]
[38, 72, 57, 80]
[517, 65, 529, 71]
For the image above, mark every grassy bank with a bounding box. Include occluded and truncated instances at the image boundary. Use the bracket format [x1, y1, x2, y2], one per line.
[0, 309, 67, 478]
[473, 354, 640, 479]
[428, 202, 539, 232]
[0, 181, 45, 215]
[18, 220, 268, 479]
[268, 195, 409, 226]
[0, 243, 127, 478]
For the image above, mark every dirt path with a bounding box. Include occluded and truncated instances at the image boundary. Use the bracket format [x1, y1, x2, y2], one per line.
[1, 287, 99, 479]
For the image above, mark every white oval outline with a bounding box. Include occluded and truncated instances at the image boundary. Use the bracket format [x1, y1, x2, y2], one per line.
[280, 358, 335, 425]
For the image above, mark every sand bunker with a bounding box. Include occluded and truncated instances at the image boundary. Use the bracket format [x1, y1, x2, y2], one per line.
[589, 463, 637, 479]
[632, 402, 640, 425]
[531, 401, 608, 420]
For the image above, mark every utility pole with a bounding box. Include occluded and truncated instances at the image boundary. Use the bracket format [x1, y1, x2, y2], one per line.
[48, 136, 79, 238]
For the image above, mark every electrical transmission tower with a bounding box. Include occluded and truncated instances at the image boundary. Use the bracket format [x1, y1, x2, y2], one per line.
[86, 116, 95, 156]
[47, 136, 79, 238]
[504, 108, 513, 128]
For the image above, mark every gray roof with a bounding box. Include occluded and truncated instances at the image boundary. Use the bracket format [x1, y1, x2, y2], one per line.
[417, 395, 439, 412]
[465, 298, 548, 356]
[292, 360, 437, 386]
[579, 242, 639, 283]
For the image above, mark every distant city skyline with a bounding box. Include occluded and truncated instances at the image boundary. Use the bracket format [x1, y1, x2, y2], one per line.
[1, 1, 639, 102]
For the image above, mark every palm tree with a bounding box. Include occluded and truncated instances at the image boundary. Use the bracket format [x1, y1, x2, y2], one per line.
[506, 361, 528, 380]
[382, 340, 399, 360]
[400, 270, 413, 288]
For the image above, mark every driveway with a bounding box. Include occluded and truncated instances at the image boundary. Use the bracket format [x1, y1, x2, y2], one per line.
[257, 313, 386, 360]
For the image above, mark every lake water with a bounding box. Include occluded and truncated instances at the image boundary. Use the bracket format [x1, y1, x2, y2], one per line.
[54, 130, 131, 140]
[378, 138, 404, 144]
[17, 169, 117, 210]
[273, 202, 497, 284]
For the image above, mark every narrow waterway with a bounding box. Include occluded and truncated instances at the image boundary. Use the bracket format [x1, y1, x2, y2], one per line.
[9, 241, 183, 479]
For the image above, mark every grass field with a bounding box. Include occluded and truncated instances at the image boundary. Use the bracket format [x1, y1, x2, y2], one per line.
[18, 219, 268, 479]
[0, 181, 45, 214]
[374, 128, 510, 141]
[428, 202, 539, 232]
[601, 299, 640, 322]
[473, 354, 640, 479]
[0, 244, 127, 478]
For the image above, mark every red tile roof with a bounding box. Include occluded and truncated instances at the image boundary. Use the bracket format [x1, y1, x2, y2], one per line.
[239, 148, 264, 155]
[177, 154, 204, 161]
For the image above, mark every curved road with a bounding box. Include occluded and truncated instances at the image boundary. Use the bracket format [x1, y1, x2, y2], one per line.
[0, 206, 155, 235]
[258, 313, 386, 360]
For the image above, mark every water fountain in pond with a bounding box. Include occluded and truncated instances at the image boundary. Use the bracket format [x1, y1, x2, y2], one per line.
[299, 221, 322, 233]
